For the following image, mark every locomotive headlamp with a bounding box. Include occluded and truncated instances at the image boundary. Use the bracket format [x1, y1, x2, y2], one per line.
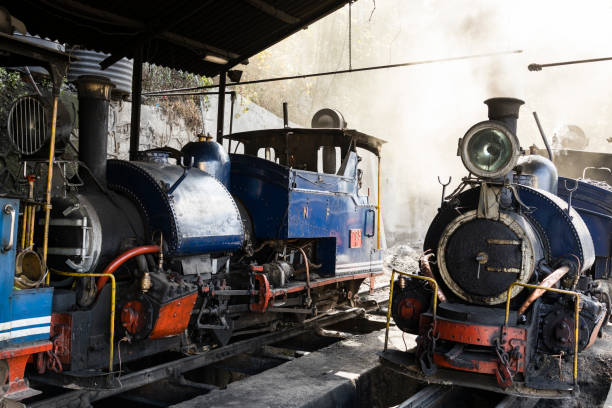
[459, 121, 520, 179]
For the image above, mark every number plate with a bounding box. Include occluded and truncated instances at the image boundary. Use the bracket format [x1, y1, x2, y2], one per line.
[350, 229, 362, 248]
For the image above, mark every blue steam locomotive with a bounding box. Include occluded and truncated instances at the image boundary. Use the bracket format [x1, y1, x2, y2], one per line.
[384, 97, 611, 398]
[0, 40, 384, 399]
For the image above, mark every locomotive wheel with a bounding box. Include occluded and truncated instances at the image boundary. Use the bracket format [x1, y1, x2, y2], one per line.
[391, 277, 432, 334]
[542, 309, 590, 353]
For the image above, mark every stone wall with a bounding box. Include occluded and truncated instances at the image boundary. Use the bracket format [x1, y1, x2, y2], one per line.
[106, 94, 297, 159]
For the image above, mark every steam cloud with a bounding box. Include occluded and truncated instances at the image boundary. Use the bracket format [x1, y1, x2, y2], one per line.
[240, 0, 612, 245]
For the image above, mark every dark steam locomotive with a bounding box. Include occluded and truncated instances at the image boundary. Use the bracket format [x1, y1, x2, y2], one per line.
[384, 97, 612, 398]
[0, 41, 384, 399]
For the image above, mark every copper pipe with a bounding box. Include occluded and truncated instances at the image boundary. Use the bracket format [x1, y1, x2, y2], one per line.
[19, 205, 27, 250]
[419, 253, 447, 302]
[22, 176, 36, 250]
[518, 265, 570, 315]
[27, 205, 36, 247]
[43, 95, 59, 284]
[295, 247, 311, 301]
[96, 245, 161, 294]
[23, 206, 31, 249]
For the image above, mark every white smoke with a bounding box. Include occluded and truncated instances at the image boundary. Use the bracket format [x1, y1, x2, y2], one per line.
[240, 0, 612, 244]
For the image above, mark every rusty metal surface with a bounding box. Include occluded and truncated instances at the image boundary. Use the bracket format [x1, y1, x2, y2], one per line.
[379, 349, 573, 400]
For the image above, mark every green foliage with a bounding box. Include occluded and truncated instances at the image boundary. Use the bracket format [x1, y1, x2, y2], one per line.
[142, 64, 213, 130]
[0, 67, 34, 121]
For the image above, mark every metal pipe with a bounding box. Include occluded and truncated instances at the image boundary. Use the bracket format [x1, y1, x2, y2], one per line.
[27, 205, 36, 247]
[20, 205, 27, 250]
[528, 56, 612, 71]
[143, 91, 231, 97]
[42, 94, 59, 284]
[129, 47, 143, 161]
[504, 281, 580, 385]
[295, 247, 311, 301]
[532, 111, 553, 160]
[518, 265, 570, 315]
[95, 245, 161, 294]
[55, 271, 116, 373]
[229, 92, 235, 135]
[282, 102, 288, 128]
[23, 205, 32, 249]
[144, 50, 524, 94]
[377, 155, 381, 250]
[419, 253, 447, 302]
[348, 0, 352, 70]
[216, 71, 226, 143]
[24, 67, 42, 97]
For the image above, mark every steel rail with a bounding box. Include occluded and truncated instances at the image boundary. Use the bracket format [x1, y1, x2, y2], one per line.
[28, 307, 367, 408]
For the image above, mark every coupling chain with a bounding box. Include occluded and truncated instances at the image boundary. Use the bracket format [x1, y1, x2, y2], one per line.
[418, 325, 439, 376]
[494, 337, 513, 388]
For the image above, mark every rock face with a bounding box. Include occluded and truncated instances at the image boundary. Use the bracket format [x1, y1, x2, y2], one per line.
[384, 244, 421, 275]
[105, 95, 294, 160]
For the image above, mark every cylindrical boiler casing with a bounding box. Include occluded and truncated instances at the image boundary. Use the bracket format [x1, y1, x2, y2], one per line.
[107, 160, 244, 256]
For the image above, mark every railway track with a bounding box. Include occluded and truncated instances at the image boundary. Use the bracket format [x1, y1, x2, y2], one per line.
[396, 384, 540, 408]
[23, 300, 382, 408]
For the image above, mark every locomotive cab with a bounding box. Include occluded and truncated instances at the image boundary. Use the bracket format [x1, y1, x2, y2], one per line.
[227, 123, 385, 279]
[383, 97, 608, 399]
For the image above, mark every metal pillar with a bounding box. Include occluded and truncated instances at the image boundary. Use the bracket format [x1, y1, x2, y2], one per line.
[216, 71, 226, 143]
[129, 47, 143, 161]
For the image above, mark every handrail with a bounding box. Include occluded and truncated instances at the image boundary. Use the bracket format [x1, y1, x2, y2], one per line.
[384, 269, 439, 351]
[54, 271, 116, 373]
[504, 281, 581, 385]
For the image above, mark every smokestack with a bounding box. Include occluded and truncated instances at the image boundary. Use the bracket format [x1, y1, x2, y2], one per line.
[484, 97, 524, 135]
[75, 76, 114, 185]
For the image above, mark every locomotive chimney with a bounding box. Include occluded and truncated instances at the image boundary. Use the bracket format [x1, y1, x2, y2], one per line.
[484, 97, 524, 135]
[75, 75, 114, 185]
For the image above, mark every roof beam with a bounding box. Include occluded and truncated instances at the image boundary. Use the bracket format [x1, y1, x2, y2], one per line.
[44, 0, 239, 64]
[100, 0, 215, 69]
[243, 0, 300, 24]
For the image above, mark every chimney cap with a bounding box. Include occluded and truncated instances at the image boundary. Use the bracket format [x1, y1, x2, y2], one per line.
[484, 97, 524, 120]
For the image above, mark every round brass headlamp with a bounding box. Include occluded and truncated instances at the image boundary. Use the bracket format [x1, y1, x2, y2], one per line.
[460, 121, 520, 179]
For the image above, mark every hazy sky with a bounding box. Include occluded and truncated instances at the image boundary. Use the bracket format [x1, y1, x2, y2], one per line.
[241, 0, 612, 243]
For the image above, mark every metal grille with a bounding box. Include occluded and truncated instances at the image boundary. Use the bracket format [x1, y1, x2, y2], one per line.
[7, 96, 48, 155]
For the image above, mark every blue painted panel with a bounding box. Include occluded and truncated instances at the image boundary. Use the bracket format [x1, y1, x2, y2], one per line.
[0, 198, 53, 346]
[557, 177, 612, 278]
[0, 198, 19, 323]
[230, 154, 290, 239]
[517, 185, 595, 271]
[2, 288, 53, 345]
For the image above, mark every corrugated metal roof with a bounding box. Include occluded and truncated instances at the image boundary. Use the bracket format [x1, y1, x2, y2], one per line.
[6, 0, 349, 77]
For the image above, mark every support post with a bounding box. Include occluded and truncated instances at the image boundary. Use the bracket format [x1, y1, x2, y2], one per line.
[377, 155, 381, 250]
[129, 47, 143, 161]
[42, 92, 59, 284]
[216, 71, 226, 143]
